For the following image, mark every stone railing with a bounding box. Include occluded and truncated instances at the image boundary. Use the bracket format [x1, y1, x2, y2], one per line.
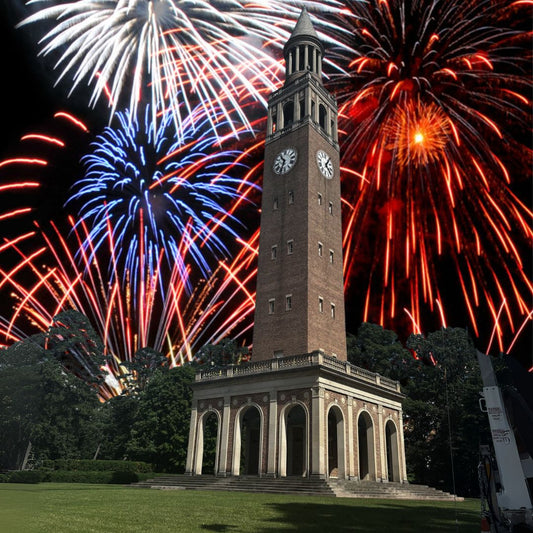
[195, 351, 400, 392]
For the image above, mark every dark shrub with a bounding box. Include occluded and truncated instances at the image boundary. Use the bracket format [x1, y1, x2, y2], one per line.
[41, 459, 152, 473]
[8, 470, 44, 483]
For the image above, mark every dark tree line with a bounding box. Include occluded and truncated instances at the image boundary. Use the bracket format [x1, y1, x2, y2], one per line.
[1, 311, 489, 495]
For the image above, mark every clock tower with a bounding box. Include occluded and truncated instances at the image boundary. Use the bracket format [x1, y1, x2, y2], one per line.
[186, 10, 406, 485]
[252, 8, 347, 361]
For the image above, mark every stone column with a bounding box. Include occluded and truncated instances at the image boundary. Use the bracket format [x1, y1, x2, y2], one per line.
[217, 396, 231, 476]
[185, 400, 198, 475]
[398, 409, 408, 483]
[266, 390, 278, 477]
[377, 405, 386, 481]
[310, 386, 325, 478]
[347, 397, 355, 479]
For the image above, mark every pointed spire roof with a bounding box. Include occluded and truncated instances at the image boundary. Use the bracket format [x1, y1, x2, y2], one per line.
[284, 8, 324, 53]
[290, 8, 319, 41]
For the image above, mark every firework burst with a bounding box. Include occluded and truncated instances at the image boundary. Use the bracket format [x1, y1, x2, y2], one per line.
[329, 0, 533, 352]
[0, 216, 259, 398]
[69, 104, 259, 283]
[18, 0, 346, 138]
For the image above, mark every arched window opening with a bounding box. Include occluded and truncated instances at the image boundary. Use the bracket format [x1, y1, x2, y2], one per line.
[319, 104, 327, 131]
[283, 101, 294, 128]
[201, 412, 219, 475]
[385, 420, 401, 482]
[285, 405, 306, 476]
[299, 98, 305, 120]
[239, 407, 261, 476]
[327, 407, 345, 478]
[358, 411, 376, 481]
[306, 45, 313, 71]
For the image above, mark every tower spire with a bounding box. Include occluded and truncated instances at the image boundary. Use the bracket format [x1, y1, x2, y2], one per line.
[283, 8, 324, 83]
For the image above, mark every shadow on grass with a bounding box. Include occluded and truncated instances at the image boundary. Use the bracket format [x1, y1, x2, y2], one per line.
[257, 501, 479, 533]
[200, 525, 238, 532]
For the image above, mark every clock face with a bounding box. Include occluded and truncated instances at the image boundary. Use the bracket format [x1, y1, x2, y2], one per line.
[273, 148, 297, 175]
[316, 150, 334, 179]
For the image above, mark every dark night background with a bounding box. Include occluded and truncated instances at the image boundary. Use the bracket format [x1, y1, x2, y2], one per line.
[0, 1, 531, 368]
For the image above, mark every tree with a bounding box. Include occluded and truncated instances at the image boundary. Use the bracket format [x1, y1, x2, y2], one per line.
[348, 323, 488, 496]
[347, 322, 412, 383]
[0, 335, 46, 469]
[193, 338, 250, 367]
[126, 365, 196, 472]
[46, 310, 107, 386]
[120, 346, 169, 394]
[405, 328, 489, 496]
[0, 335, 103, 468]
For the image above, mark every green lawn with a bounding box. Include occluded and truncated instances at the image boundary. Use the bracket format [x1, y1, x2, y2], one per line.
[1, 483, 480, 533]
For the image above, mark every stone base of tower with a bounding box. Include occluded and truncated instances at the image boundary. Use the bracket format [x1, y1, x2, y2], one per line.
[185, 351, 408, 483]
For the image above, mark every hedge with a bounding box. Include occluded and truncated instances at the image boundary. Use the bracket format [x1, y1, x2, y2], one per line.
[6, 470, 46, 484]
[40, 459, 153, 473]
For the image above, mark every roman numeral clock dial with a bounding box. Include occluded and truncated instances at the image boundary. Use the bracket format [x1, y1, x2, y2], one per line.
[273, 147, 297, 175]
[316, 149, 333, 179]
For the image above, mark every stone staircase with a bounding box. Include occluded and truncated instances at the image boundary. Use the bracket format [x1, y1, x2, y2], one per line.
[328, 479, 463, 501]
[134, 475, 335, 497]
[133, 475, 461, 501]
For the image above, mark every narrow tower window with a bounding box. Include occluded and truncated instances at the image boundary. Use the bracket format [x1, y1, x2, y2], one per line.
[285, 295, 292, 311]
[271, 245, 278, 260]
[328, 201, 333, 215]
[268, 299, 275, 315]
[318, 242, 323, 257]
[318, 297, 324, 313]
[283, 101, 294, 128]
[318, 193, 323, 206]
[273, 196, 279, 210]
[287, 240, 294, 254]
[331, 303, 336, 319]
[329, 250, 334, 263]
[319, 103, 327, 130]
[288, 190, 294, 205]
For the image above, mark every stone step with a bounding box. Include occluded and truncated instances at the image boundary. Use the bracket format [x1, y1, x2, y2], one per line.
[328, 480, 463, 501]
[133, 475, 462, 501]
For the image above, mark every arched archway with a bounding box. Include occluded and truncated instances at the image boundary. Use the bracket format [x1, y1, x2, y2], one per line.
[279, 403, 308, 477]
[357, 411, 376, 481]
[385, 419, 401, 482]
[194, 410, 220, 475]
[232, 405, 262, 476]
[327, 406, 345, 478]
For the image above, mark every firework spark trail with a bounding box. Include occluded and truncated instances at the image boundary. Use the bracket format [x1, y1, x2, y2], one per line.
[0, 216, 259, 397]
[18, 0, 348, 139]
[69, 103, 262, 285]
[330, 0, 533, 352]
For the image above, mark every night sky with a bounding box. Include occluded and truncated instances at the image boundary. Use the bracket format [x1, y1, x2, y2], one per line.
[1, 1, 531, 369]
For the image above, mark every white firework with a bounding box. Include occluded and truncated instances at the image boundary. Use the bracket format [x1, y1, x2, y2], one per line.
[18, 0, 347, 139]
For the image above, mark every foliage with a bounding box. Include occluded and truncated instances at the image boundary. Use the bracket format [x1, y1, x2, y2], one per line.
[120, 347, 169, 394]
[405, 328, 488, 497]
[0, 334, 103, 469]
[41, 470, 147, 484]
[126, 366, 196, 472]
[346, 323, 412, 383]
[41, 459, 152, 473]
[7, 470, 46, 483]
[0, 335, 46, 470]
[348, 323, 488, 496]
[46, 310, 107, 386]
[96, 394, 139, 460]
[193, 338, 250, 367]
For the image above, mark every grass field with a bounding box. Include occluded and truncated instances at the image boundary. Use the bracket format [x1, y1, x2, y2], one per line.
[1, 483, 480, 532]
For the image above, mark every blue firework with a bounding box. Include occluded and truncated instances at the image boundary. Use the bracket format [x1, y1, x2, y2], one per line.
[69, 106, 254, 284]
